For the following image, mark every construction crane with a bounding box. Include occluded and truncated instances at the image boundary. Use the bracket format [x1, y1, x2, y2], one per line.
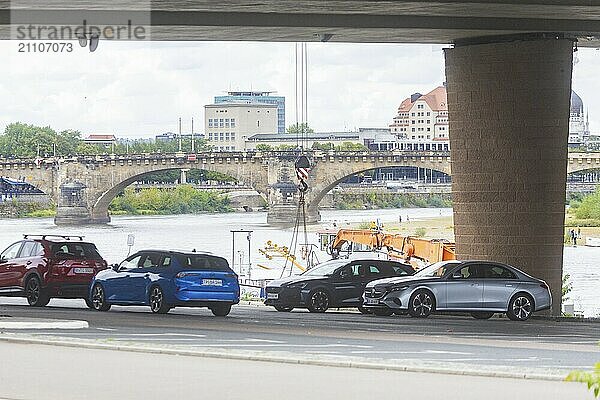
[326, 228, 455, 267]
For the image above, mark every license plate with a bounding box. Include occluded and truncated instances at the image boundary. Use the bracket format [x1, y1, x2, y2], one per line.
[73, 267, 94, 274]
[366, 298, 379, 305]
[202, 279, 222, 286]
[267, 293, 279, 299]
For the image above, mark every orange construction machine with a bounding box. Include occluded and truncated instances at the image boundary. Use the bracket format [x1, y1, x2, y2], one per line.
[325, 228, 456, 267]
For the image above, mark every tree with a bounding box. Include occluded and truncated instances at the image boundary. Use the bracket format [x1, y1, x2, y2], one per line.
[255, 144, 273, 151]
[311, 142, 334, 151]
[567, 357, 600, 398]
[335, 142, 367, 151]
[286, 123, 314, 134]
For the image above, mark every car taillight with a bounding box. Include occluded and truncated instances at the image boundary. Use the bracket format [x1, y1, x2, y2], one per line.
[176, 272, 198, 278]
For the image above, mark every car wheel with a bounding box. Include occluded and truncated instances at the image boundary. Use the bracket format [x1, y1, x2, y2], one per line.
[408, 289, 435, 318]
[274, 305, 294, 312]
[84, 297, 95, 309]
[372, 308, 394, 317]
[507, 294, 534, 321]
[25, 276, 49, 307]
[307, 289, 330, 313]
[358, 306, 372, 315]
[211, 303, 232, 316]
[471, 311, 495, 320]
[91, 283, 111, 311]
[149, 286, 170, 314]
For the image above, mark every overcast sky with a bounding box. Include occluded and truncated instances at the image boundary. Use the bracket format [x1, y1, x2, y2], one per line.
[1, 41, 599, 138]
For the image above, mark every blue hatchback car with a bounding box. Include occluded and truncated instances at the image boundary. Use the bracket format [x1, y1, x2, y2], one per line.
[89, 250, 240, 316]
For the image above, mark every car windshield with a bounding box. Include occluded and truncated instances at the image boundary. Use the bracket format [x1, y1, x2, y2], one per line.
[177, 254, 231, 271]
[414, 261, 460, 278]
[302, 260, 347, 276]
[51, 242, 102, 260]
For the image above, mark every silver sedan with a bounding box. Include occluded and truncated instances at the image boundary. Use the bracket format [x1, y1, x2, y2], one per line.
[363, 260, 551, 321]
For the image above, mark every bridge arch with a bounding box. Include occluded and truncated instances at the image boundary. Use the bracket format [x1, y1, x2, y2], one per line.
[305, 158, 451, 216]
[89, 163, 269, 222]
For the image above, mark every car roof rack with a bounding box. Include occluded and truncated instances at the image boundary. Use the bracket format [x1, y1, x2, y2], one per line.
[23, 234, 85, 241]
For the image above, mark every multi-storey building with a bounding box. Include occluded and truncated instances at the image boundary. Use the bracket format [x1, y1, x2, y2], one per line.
[389, 85, 449, 143]
[215, 91, 286, 133]
[204, 102, 278, 151]
[569, 90, 590, 147]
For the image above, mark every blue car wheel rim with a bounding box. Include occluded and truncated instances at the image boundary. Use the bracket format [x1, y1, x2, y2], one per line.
[92, 285, 104, 309]
[150, 287, 163, 312]
[512, 296, 532, 320]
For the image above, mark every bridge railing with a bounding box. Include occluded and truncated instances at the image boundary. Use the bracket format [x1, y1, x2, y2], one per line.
[0, 149, 452, 166]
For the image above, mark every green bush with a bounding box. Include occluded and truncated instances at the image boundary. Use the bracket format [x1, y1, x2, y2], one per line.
[109, 186, 233, 215]
[415, 227, 427, 237]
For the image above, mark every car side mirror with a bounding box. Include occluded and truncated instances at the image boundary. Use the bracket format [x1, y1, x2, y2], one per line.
[0, 258, 6, 264]
[451, 271, 462, 279]
[111, 263, 120, 271]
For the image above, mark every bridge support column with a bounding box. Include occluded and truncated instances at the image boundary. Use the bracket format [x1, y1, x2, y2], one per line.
[266, 204, 320, 226]
[445, 38, 573, 315]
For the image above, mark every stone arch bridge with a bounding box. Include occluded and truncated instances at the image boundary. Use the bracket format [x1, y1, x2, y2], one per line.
[1, 150, 593, 226]
[0, 150, 450, 225]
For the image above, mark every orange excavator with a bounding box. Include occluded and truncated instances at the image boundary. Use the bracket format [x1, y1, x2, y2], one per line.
[325, 228, 456, 268]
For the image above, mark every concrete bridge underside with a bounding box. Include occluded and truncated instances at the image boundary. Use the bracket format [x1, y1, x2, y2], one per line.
[4, 2, 600, 316]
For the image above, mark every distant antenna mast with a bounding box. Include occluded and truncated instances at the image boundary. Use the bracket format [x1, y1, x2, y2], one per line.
[178, 117, 182, 152]
[191, 117, 195, 153]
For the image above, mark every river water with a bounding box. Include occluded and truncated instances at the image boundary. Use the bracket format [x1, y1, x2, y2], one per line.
[0, 208, 598, 317]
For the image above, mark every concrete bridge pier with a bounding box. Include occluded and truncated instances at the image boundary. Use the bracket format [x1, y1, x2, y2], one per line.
[445, 38, 573, 315]
[266, 204, 320, 226]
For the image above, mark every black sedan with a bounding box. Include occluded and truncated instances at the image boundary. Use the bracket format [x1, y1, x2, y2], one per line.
[265, 258, 414, 314]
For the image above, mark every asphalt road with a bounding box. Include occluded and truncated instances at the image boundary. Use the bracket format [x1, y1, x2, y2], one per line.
[0, 342, 593, 400]
[0, 298, 599, 374]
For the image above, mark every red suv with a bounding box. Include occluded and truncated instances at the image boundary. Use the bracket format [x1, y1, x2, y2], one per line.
[0, 235, 108, 307]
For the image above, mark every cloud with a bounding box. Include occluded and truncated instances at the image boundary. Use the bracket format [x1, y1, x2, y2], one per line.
[0, 41, 597, 138]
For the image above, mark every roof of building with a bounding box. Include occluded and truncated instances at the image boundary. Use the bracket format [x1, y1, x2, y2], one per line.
[222, 91, 278, 97]
[396, 85, 448, 113]
[247, 132, 361, 141]
[85, 134, 116, 141]
[205, 102, 277, 108]
[571, 90, 583, 115]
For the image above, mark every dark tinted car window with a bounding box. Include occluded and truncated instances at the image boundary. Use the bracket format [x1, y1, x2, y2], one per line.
[177, 255, 230, 271]
[31, 242, 44, 256]
[1, 242, 22, 260]
[140, 253, 161, 268]
[51, 242, 102, 260]
[19, 241, 36, 258]
[456, 265, 485, 279]
[485, 265, 517, 279]
[392, 265, 411, 276]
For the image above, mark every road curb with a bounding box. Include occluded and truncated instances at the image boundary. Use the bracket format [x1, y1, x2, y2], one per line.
[0, 333, 568, 381]
[0, 319, 88, 330]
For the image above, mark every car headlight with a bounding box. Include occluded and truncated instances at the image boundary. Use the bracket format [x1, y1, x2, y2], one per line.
[390, 285, 410, 292]
[286, 282, 308, 289]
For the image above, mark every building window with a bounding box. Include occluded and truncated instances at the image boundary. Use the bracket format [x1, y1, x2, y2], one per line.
[231, 118, 236, 127]
[219, 133, 224, 141]
[257, 120, 260, 128]
[231, 133, 236, 141]
[208, 119, 213, 128]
